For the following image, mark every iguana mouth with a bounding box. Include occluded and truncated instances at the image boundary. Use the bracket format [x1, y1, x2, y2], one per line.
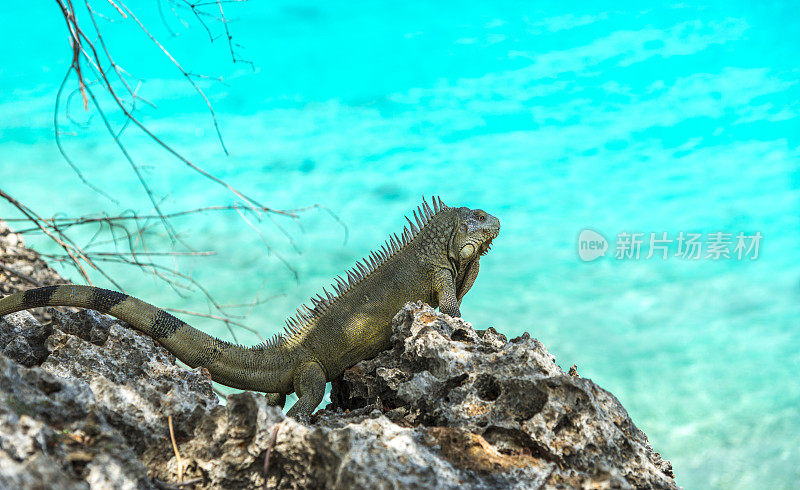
[479, 237, 494, 256]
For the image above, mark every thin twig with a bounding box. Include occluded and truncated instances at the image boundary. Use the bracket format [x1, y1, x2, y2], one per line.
[167, 415, 183, 483]
[162, 307, 267, 342]
[0, 188, 95, 283]
[0, 263, 44, 287]
[263, 421, 282, 488]
[235, 205, 298, 280]
[215, 0, 255, 70]
[6, 205, 300, 231]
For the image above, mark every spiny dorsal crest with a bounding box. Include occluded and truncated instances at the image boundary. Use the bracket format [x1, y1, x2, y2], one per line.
[267, 196, 447, 347]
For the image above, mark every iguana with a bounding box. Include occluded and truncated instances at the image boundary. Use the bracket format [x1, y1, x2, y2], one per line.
[0, 197, 499, 418]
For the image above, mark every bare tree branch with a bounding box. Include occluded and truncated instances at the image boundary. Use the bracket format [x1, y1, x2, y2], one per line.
[1, 2, 349, 345]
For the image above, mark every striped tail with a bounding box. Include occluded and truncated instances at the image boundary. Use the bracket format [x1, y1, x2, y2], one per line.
[0, 285, 293, 393]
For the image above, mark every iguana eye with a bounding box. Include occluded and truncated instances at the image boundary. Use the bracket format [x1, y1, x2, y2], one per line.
[477, 214, 486, 222]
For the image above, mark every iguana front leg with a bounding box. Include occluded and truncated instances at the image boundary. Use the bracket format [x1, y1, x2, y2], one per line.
[286, 361, 326, 419]
[434, 269, 460, 317]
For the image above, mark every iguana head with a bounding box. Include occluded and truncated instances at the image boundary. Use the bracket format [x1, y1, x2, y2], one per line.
[453, 207, 500, 263]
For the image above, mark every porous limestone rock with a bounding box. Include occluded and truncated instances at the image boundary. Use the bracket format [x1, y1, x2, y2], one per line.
[329, 303, 678, 489]
[0, 304, 678, 489]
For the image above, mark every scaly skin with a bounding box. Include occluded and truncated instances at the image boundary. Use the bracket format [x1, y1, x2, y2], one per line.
[0, 197, 499, 418]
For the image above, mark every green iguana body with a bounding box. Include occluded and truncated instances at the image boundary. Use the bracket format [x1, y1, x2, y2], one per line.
[0, 197, 499, 417]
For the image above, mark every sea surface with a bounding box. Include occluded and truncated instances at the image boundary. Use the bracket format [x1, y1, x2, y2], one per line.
[1, 2, 799, 488]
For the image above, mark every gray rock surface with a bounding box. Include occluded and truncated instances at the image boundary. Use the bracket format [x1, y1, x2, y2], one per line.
[0, 221, 70, 323]
[0, 304, 678, 489]
[0, 220, 678, 489]
[330, 304, 677, 489]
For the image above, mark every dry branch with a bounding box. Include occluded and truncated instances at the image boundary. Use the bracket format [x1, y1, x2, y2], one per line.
[1, 2, 345, 345]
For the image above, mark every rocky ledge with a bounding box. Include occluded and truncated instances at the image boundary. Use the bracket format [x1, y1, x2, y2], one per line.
[0, 219, 676, 489]
[0, 302, 677, 489]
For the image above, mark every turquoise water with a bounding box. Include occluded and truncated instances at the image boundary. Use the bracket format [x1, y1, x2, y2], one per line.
[2, 2, 800, 487]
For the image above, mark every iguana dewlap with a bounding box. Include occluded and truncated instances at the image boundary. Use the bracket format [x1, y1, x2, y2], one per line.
[0, 197, 499, 418]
